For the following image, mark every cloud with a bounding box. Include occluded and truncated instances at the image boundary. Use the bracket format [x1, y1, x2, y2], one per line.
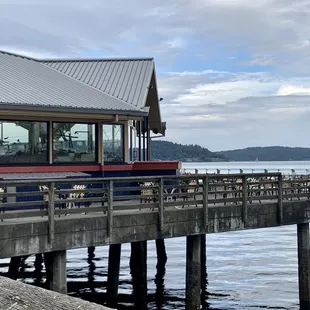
[158, 67, 310, 150]
[239, 55, 284, 66]
[0, 0, 309, 63]
[1, 0, 310, 150]
[276, 85, 310, 96]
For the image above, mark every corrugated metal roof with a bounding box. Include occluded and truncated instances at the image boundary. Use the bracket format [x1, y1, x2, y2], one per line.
[41, 58, 154, 109]
[0, 51, 147, 116]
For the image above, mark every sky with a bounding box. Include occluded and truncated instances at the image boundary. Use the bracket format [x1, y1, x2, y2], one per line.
[1, 0, 310, 151]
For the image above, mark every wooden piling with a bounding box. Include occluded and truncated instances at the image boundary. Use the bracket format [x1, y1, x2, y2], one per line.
[155, 239, 167, 308]
[107, 243, 121, 308]
[130, 241, 147, 310]
[297, 223, 310, 309]
[200, 234, 209, 309]
[34, 253, 43, 285]
[44, 250, 67, 294]
[88, 246, 95, 258]
[8, 256, 22, 280]
[155, 239, 167, 272]
[186, 235, 201, 310]
[200, 234, 207, 297]
[87, 246, 96, 292]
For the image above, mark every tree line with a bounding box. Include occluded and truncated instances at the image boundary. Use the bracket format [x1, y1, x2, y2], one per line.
[150, 141, 310, 162]
[150, 140, 227, 162]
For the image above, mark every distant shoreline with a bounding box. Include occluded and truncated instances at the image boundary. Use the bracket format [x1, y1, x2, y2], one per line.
[151, 141, 310, 162]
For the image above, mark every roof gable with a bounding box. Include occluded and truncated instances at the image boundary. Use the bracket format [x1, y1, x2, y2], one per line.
[41, 58, 154, 110]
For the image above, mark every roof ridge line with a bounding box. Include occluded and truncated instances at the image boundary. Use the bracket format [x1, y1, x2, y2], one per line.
[40, 56, 154, 62]
[0, 50, 38, 61]
[38, 60, 144, 112]
[0, 49, 154, 63]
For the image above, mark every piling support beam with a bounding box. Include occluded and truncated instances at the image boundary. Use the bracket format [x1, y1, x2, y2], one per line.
[87, 246, 96, 291]
[44, 250, 67, 294]
[130, 241, 147, 310]
[8, 256, 22, 280]
[88, 246, 95, 258]
[155, 239, 167, 308]
[297, 223, 310, 309]
[34, 253, 43, 285]
[155, 239, 167, 272]
[186, 235, 201, 310]
[200, 234, 207, 308]
[107, 243, 121, 308]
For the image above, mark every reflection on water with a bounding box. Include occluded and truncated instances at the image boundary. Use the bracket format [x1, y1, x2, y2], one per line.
[154, 250, 166, 308]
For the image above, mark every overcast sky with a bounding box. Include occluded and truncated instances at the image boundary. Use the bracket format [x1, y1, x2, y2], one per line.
[1, 0, 310, 151]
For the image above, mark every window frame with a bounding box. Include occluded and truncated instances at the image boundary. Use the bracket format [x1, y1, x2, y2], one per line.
[102, 123, 125, 164]
[51, 121, 99, 165]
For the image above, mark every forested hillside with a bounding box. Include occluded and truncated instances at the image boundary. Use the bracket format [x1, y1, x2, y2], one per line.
[219, 146, 310, 161]
[150, 142, 310, 162]
[151, 140, 227, 162]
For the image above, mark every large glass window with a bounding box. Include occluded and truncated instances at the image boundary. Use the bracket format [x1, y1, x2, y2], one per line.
[53, 123, 96, 163]
[103, 124, 124, 162]
[0, 121, 48, 163]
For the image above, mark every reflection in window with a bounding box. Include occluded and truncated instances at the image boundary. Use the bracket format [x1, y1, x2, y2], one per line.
[53, 123, 96, 163]
[0, 121, 48, 163]
[103, 124, 124, 162]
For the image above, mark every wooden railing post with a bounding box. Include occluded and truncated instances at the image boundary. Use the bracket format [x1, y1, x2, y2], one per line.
[158, 178, 164, 232]
[242, 175, 248, 226]
[107, 180, 114, 238]
[48, 182, 55, 244]
[202, 176, 209, 231]
[278, 174, 283, 224]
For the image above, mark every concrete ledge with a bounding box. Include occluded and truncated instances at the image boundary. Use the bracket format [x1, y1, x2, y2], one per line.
[0, 276, 111, 309]
[1, 200, 310, 258]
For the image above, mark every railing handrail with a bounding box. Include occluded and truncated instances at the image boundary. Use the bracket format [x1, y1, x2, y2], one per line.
[1, 172, 310, 239]
[0, 172, 283, 186]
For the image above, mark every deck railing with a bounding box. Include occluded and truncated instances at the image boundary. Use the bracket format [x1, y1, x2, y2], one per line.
[1, 172, 310, 239]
